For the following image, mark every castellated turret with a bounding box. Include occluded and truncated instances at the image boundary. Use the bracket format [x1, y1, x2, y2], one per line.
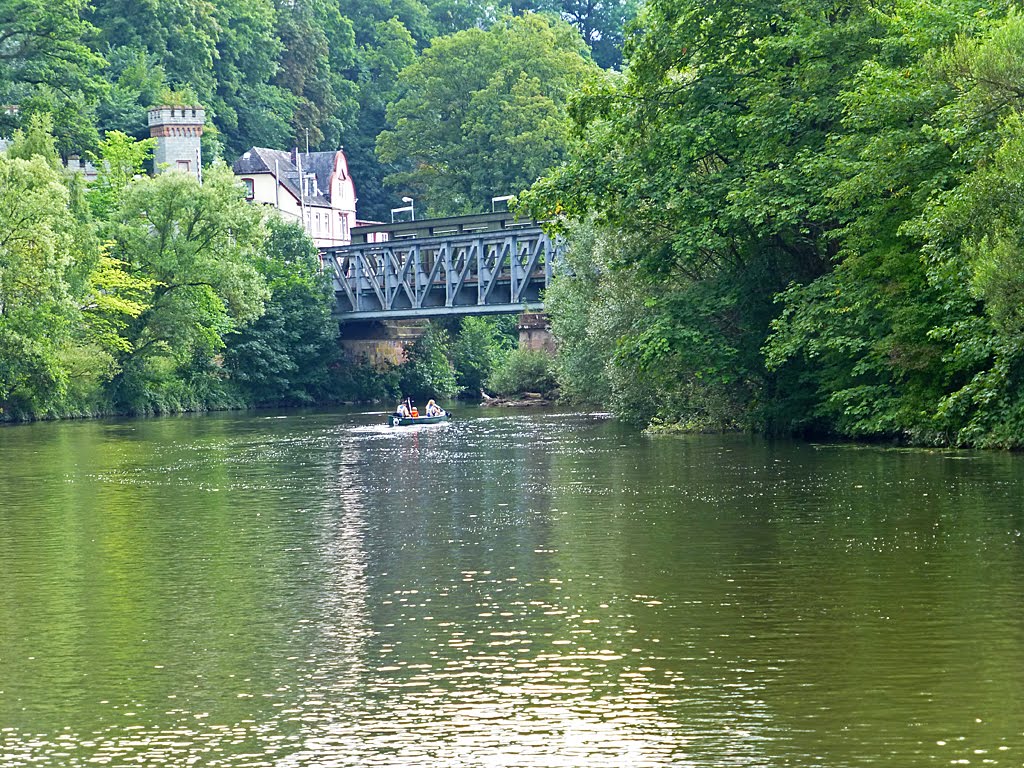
[147, 106, 204, 180]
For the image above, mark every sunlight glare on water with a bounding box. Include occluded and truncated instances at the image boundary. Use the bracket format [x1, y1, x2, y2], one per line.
[1, 407, 1023, 766]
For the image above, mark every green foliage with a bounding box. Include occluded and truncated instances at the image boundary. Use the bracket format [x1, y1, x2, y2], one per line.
[531, 0, 1024, 445]
[104, 163, 270, 412]
[95, 48, 169, 138]
[0, 103, 389, 419]
[520, 0, 640, 69]
[87, 130, 157, 219]
[81, 253, 156, 355]
[223, 217, 341, 405]
[548, 222, 761, 428]
[377, 13, 602, 215]
[3, 0, 636, 224]
[528, 0, 1024, 444]
[487, 347, 556, 396]
[0, 141, 107, 418]
[398, 324, 459, 400]
[87, 0, 220, 100]
[544, 222, 619, 406]
[343, 17, 418, 220]
[273, 0, 358, 150]
[3, 113, 61, 167]
[328, 359, 401, 403]
[521, 0, 891, 431]
[0, 0, 105, 149]
[760, 2, 1024, 446]
[451, 315, 516, 395]
[209, 0, 294, 155]
[0, 0, 102, 87]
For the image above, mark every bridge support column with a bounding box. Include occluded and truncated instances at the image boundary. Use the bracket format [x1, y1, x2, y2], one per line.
[517, 312, 555, 354]
[339, 320, 428, 367]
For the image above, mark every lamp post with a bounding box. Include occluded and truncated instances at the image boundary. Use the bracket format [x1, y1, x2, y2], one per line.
[390, 196, 415, 222]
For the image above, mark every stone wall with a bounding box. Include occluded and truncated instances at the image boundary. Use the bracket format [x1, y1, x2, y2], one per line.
[517, 312, 555, 353]
[148, 106, 204, 179]
[339, 320, 429, 368]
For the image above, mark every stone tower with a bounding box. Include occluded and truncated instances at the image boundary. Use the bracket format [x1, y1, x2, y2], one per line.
[147, 106, 204, 181]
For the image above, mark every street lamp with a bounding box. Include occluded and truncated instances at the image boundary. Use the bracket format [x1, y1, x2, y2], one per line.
[390, 196, 415, 223]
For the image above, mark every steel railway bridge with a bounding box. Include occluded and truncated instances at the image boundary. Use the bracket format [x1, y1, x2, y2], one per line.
[323, 212, 566, 321]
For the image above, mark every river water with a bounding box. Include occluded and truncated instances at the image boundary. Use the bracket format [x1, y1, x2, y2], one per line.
[1, 407, 1022, 767]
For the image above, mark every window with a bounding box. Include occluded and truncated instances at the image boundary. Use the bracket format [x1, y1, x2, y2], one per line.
[177, 160, 191, 173]
[241, 178, 254, 200]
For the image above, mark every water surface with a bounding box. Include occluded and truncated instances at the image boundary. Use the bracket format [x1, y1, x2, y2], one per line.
[1, 408, 1022, 766]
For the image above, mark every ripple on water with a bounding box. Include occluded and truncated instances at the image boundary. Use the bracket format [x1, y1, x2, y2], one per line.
[2, 410, 1024, 767]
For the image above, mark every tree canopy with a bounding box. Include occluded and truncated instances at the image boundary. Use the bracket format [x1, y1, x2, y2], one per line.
[518, 0, 1024, 446]
[11, 0, 1024, 446]
[2, 0, 637, 219]
[377, 13, 603, 216]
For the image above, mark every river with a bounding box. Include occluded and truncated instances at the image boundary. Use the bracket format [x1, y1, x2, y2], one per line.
[1, 407, 1022, 767]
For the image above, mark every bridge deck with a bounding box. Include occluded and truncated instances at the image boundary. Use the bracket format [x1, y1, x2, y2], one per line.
[324, 215, 564, 321]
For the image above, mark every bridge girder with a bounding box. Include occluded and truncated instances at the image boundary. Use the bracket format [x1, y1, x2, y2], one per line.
[325, 226, 565, 321]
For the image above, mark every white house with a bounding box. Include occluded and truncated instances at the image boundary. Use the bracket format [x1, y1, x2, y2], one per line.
[233, 147, 358, 248]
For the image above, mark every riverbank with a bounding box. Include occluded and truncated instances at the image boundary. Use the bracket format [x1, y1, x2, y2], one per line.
[479, 392, 555, 407]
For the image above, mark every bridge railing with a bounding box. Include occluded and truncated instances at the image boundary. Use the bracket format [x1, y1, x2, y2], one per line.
[324, 225, 565, 320]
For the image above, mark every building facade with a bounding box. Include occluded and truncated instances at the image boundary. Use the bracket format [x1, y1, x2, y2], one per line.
[233, 147, 358, 248]
[148, 106, 204, 180]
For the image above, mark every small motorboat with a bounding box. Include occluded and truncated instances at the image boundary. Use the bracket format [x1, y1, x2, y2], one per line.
[388, 411, 450, 427]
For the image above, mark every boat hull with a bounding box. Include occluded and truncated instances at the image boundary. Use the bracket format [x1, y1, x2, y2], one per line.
[389, 413, 449, 427]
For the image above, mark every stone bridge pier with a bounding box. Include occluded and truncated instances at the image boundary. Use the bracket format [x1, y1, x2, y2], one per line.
[339, 312, 554, 370]
[517, 312, 555, 353]
[338, 320, 427, 367]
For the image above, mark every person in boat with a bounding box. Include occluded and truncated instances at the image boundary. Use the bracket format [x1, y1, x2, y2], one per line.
[425, 399, 444, 417]
[396, 400, 411, 418]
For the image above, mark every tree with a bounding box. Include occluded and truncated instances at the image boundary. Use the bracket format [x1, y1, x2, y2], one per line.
[86, 0, 220, 100]
[94, 47, 171, 139]
[274, 0, 358, 150]
[377, 13, 601, 215]
[343, 17, 418, 220]
[0, 118, 109, 417]
[487, 347, 557, 397]
[524, 0, 888, 429]
[763, 1, 1024, 445]
[223, 217, 340, 405]
[518, 0, 640, 69]
[210, 0, 295, 156]
[105, 163, 269, 412]
[87, 130, 157, 220]
[339, 0, 494, 218]
[344, 0, 435, 47]
[0, 0, 103, 96]
[451, 315, 516, 395]
[0, 0, 105, 154]
[398, 324, 458, 399]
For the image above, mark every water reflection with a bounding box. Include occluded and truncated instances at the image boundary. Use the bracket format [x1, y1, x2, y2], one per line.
[1, 410, 1023, 766]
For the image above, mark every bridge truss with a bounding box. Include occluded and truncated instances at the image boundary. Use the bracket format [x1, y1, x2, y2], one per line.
[324, 225, 565, 320]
